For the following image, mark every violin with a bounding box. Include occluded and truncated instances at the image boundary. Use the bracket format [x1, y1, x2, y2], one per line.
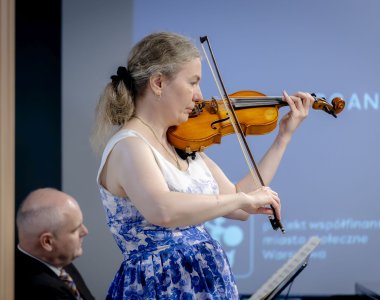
[168, 90, 345, 154]
[172, 35, 345, 233]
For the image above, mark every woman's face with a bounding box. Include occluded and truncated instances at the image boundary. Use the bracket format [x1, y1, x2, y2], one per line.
[162, 58, 203, 125]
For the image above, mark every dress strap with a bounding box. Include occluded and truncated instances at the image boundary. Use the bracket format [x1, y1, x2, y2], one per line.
[96, 129, 145, 184]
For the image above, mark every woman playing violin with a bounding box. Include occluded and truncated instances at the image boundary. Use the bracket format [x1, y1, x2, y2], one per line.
[92, 31, 314, 300]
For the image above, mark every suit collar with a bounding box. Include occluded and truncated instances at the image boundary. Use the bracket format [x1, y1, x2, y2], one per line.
[17, 244, 61, 276]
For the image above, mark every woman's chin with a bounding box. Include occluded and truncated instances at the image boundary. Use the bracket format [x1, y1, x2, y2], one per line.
[171, 114, 190, 126]
[179, 114, 190, 124]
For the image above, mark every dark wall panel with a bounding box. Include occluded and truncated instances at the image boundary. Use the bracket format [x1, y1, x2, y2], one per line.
[15, 0, 62, 210]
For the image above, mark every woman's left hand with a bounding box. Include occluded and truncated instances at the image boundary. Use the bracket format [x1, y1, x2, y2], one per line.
[278, 90, 314, 140]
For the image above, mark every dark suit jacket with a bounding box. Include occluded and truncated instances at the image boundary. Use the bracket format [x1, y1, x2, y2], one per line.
[15, 248, 95, 300]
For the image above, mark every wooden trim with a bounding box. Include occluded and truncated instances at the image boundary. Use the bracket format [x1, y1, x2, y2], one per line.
[0, 0, 15, 298]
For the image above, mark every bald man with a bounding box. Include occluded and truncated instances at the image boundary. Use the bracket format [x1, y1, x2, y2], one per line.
[15, 188, 95, 300]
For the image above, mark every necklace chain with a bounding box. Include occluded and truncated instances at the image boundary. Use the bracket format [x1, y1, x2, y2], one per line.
[134, 116, 181, 170]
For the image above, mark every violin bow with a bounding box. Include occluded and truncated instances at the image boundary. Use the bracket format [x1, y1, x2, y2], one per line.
[200, 35, 285, 233]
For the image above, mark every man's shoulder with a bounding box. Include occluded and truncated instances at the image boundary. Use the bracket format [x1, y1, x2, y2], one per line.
[15, 249, 95, 300]
[15, 248, 63, 290]
[15, 248, 55, 276]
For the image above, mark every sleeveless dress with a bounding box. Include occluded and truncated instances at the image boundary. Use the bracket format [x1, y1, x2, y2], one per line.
[97, 129, 239, 300]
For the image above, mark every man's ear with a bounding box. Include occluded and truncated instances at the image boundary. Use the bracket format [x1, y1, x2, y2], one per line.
[39, 232, 54, 252]
[149, 72, 163, 97]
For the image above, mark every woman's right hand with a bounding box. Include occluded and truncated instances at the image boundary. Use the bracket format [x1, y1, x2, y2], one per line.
[240, 186, 281, 219]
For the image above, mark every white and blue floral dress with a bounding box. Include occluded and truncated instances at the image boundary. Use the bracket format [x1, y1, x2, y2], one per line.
[97, 129, 239, 299]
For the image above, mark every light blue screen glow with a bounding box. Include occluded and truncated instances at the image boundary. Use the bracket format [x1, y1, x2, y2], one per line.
[132, 0, 380, 295]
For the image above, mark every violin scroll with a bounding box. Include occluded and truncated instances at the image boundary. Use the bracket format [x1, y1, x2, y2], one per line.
[311, 93, 345, 118]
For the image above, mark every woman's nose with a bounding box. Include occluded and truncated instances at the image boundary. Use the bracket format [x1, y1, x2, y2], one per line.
[194, 88, 203, 101]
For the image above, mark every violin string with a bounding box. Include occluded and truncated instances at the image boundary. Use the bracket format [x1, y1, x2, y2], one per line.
[231, 97, 283, 108]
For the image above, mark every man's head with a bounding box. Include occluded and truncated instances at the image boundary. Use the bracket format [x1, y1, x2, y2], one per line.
[16, 188, 88, 267]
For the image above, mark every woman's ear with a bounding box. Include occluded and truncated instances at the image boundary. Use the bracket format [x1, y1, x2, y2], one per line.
[149, 72, 163, 97]
[39, 232, 54, 252]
